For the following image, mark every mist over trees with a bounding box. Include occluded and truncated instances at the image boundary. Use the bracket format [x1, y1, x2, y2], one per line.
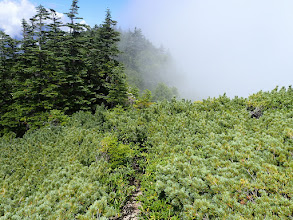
[1, 1, 293, 219]
[0, 2, 128, 136]
[0, 0, 182, 137]
[117, 27, 179, 101]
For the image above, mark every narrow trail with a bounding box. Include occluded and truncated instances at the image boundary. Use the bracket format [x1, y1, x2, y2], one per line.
[115, 156, 144, 220]
[120, 179, 142, 220]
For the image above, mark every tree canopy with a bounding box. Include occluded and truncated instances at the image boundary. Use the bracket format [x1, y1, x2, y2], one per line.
[0, 1, 127, 137]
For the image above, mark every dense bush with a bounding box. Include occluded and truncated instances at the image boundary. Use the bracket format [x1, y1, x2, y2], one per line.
[103, 87, 293, 219]
[0, 111, 136, 219]
[1, 87, 293, 219]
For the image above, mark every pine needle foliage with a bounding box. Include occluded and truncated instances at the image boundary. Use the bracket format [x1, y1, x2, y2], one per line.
[0, 1, 127, 137]
[0, 108, 135, 219]
[103, 87, 293, 219]
[1, 87, 293, 219]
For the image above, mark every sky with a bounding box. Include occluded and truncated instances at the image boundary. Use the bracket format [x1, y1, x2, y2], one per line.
[29, 0, 131, 27]
[1, 0, 293, 100]
[122, 0, 293, 99]
[0, 0, 130, 37]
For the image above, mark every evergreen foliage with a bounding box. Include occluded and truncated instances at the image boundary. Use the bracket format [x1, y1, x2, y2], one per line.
[1, 87, 293, 219]
[0, 31, 18, 135]
[102, 87, 293, 219]
[0, 1, 127, 137]
[152, 82, 178, 102]
[0, 108, 135, 219]
[1, 1, 292, 219]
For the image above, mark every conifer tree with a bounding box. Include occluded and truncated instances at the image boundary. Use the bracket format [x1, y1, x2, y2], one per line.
[1, 19, 38, 136]
[0, 1, 129, 136]
[47, 9, 64, 52]
[34, 5, 50, 51]
[58, 0, 91, 113]
[0, 31, 18, 135]
[46, 9, 67, 111]
[65, 0, 83, 34]
[9, 6, 57, 135]
[94, 9, 128, 106]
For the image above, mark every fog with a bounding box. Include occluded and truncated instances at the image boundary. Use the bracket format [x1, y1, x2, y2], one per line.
[121, 0, 293, 100]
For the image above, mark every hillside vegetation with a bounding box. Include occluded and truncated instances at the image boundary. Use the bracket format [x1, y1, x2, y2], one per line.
[0, 2, 179, 137]
[0, 1, 292, 219]
[1, 87, 293, 219]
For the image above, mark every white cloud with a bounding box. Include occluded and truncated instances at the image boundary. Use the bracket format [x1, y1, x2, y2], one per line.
[80, 20, 87, 25]
[55, 11, 70, 25]
[0, 0, 71, 37]
[48, 10, 70, 32]
[0, 0, 36, 37]
[123, 0, 293, 100]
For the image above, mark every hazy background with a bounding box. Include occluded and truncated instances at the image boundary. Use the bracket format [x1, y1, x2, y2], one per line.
[121, 0, 293, 100]
[2, 0, 293, 100]
[0, 0, 129, 38]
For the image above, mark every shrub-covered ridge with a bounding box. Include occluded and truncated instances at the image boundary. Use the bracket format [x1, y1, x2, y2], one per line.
[0, 109, 136, 219]
[1, 87, 293, 219]
[104, 87, 293, 219]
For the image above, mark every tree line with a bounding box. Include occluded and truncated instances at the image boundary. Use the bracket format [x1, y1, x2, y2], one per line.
[0, 0, 128, 136]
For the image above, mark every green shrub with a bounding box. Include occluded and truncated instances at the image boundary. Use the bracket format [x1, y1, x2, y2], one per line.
[47, 109, 69, 126]
[100, 136, 134, 169]
[2, 87, 293, 219]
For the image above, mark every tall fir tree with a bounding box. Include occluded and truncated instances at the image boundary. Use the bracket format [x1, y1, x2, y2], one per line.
[0, 31, 19, 135]
[59, 0, 91, 113]
[94, 9, 128, 106]
[0, 1, 129, 136]
[10, 6, 57, 135]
